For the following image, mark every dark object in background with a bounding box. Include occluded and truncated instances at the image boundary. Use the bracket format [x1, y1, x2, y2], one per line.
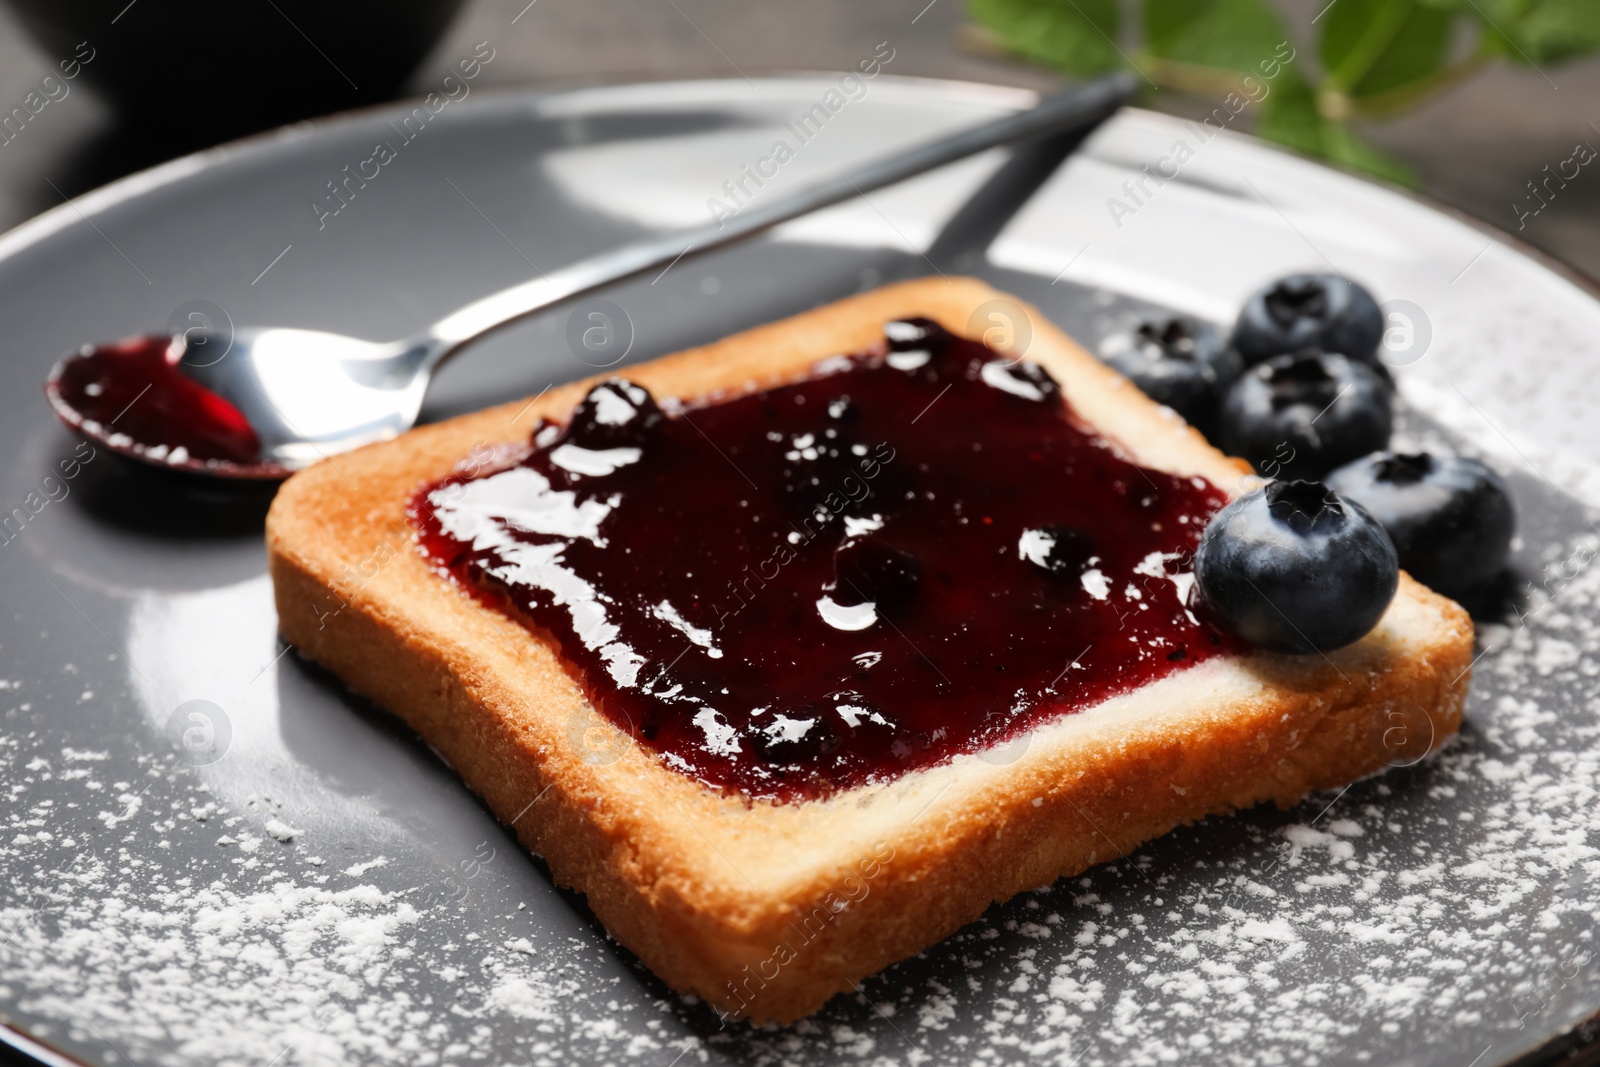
[6, 0, 465, 181]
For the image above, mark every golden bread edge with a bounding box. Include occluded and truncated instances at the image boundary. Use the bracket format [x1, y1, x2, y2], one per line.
[266, 277, 1474, 1023]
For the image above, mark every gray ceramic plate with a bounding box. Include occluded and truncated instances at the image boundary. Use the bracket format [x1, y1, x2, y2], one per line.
[2, 76, 1599, 1067]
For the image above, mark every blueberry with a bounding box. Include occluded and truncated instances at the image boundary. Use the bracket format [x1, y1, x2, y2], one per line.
[1104, 317, 1244, 428]
[1219, 350, 1392, 479]
[1233, 274, 1384, 366]
[563, 379, 663, 451]
[1325, 451, 1515, 596]
[833, 536, 920, 611]
[1194, 480, 1398, 654]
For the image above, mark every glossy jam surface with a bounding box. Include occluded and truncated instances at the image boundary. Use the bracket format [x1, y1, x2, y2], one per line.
[413, 320, 1239, 801]
[46, 335, 270, 470]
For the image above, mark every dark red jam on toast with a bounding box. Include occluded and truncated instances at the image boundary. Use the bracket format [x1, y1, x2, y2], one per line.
[412, 319, 1239, 801]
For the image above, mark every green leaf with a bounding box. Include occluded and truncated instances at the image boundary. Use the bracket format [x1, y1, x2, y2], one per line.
[1483, 0, 1600, 65]
[1255, 72, 1419, 185]
[1141, 0, 1294, 74]
[1254, 73, 1326, 156]
[1319, 0, 1456, 99]
[1318, 0, 1404, 90]
[967, 0, 1124, 77]
[1319, 123, 1419, 185]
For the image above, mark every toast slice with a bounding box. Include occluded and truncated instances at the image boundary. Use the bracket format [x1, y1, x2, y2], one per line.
[266, 278, 1473, 1024]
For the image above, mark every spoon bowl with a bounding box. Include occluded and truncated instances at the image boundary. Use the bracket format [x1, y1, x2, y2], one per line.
[45, 328, 426, 478]
[177, 328, 425, 471]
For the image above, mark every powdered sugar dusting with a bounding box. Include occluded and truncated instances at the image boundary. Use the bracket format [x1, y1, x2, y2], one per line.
[0, 749, 675, 1066]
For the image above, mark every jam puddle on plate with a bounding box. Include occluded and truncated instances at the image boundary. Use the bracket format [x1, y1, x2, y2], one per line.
[414, 319, 1240, 801]
[45, 334, 280, 476]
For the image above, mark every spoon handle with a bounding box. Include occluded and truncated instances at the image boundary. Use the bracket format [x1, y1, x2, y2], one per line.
[415, 72, 1138, 364]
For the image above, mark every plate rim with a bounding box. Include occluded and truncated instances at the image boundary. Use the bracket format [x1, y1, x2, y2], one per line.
[2, 72, 1595, 311]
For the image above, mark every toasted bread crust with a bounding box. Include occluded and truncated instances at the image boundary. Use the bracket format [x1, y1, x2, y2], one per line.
[267, 278, 1473, 1023]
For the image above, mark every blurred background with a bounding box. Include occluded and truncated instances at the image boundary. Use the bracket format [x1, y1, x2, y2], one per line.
[1, 0, 1596, 277]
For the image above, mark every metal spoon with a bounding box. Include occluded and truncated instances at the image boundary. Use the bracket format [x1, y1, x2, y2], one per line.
[47, 73, 1137, 479]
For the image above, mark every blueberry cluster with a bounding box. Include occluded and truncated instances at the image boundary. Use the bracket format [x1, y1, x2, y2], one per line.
[1103, 273, 1515, 654]
[1106, 273, 1394, 480]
